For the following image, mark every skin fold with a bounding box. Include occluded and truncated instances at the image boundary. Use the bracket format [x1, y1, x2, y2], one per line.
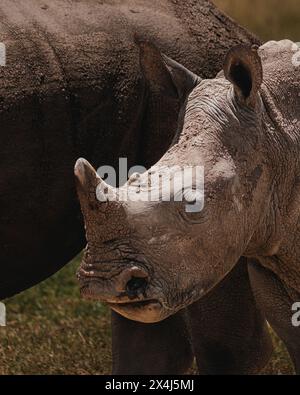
[76, 40, 300, 374]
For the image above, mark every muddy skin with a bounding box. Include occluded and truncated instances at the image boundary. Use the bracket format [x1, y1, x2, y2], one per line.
[76, 41, 300, 373]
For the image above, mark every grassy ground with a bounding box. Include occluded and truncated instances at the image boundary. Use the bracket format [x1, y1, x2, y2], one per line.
[0, 255, 112, 375]
[0, 255, 295, 375]
[1, 1, 298, 376]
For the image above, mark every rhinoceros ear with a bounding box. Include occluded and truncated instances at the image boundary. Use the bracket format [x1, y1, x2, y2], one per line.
[135, 38, 201, 101]
[224, 45, 263, 108]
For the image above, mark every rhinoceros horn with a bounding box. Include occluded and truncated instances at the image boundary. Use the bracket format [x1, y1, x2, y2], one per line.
[74, 158, 117, 203]
[74, 158, 130, 245]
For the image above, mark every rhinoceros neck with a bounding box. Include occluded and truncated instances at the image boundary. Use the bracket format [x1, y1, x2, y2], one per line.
[259, 54, 300, 209]
[247, 44, 300, 291]
[259, 41, 300, 143]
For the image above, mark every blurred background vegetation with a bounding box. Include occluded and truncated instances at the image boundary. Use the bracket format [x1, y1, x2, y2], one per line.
[214, 0, 299, 41]
[0, 0, 299, 375]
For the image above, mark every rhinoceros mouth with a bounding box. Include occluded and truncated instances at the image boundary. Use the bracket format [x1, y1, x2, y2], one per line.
[108, 298, 159, 308]
[107, 299, 163, 323]
[79, 274, 169, 322]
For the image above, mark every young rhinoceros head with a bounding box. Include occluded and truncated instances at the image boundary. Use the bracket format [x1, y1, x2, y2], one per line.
[75, 42, 279, 323]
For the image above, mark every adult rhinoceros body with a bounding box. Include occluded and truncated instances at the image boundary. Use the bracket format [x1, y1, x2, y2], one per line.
[1, 0, 270, 375]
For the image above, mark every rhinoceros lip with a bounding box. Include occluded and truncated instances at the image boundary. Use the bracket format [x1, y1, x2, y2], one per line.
[108, 299, 160, 309]
[107, 299, 163, 323]
[80, 280, 165, 322]
[80, 282, 160, 306]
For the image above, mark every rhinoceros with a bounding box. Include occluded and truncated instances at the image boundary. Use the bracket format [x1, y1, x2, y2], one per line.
[1, 0, 269, 375]
[75, 40, 300, 374]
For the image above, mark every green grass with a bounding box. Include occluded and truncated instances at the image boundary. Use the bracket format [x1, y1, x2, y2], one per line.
[0, 255, 294, 375]
[0, 255, 112, 375]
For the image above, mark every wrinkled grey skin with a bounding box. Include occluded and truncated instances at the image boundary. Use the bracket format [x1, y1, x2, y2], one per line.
[76, 40, 300, 374]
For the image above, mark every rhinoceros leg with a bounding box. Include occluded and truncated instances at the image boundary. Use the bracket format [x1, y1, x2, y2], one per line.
[248, 261, 300, 374]
[111, 310, 193, 375]
[187, 258, 273, 375]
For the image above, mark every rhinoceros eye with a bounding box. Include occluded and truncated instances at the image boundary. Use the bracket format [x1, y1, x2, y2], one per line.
[177, 188, 205, 224]
[183, 189, 204, 213]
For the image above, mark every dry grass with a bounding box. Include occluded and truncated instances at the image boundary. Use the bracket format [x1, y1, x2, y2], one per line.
[0, 255, 295, 375]
[214, 0, 299, 41]
[0, 256, 112, 375]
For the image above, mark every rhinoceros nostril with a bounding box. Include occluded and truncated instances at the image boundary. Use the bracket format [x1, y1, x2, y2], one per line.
[114, 266, 148, 296]
[126, 276, 148, 297]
